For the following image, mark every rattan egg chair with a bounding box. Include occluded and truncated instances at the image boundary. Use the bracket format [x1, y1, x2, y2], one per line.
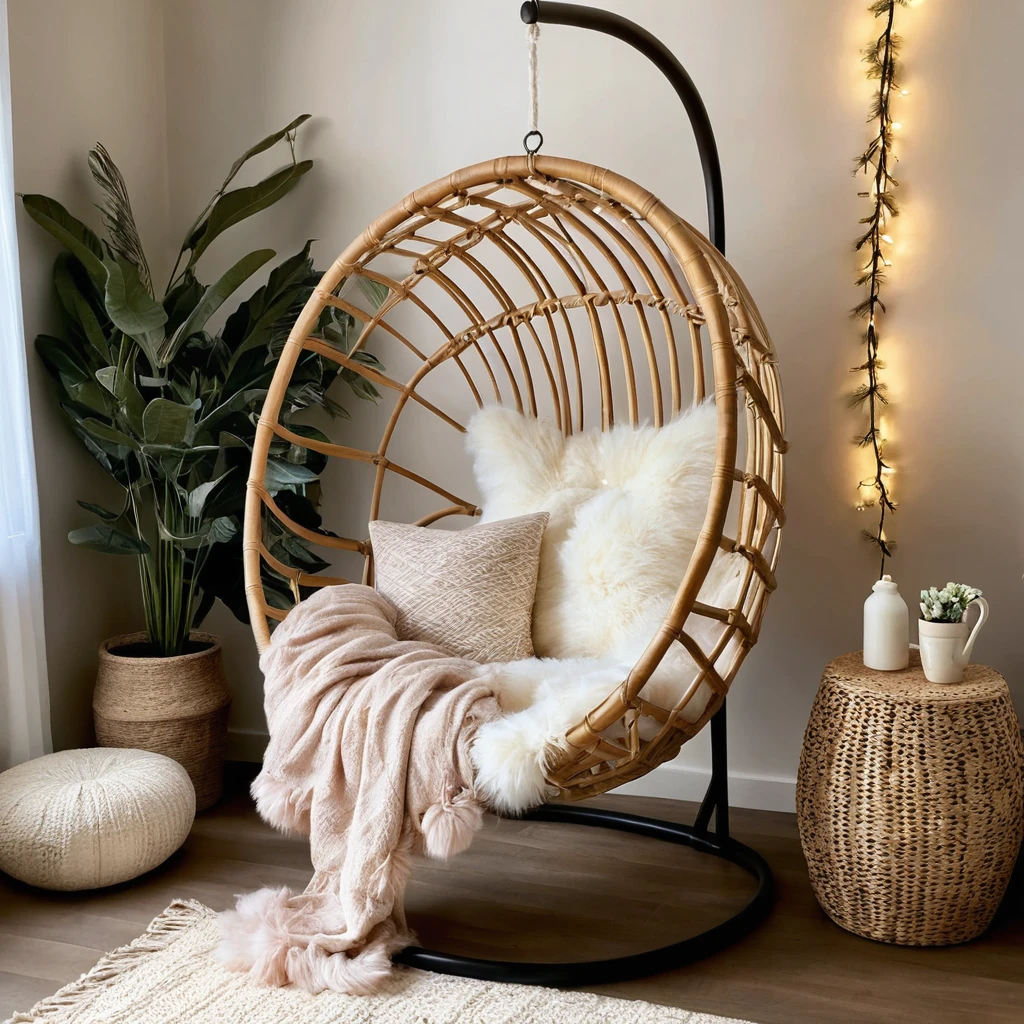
[243, 0, 786, 988]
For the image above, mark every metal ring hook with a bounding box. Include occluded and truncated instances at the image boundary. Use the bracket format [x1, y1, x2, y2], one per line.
[523, 129, 543, 156]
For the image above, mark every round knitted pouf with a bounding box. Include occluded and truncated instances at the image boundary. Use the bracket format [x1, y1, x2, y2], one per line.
[0, 748, 195, 890]
[797, 651, 1024, 946]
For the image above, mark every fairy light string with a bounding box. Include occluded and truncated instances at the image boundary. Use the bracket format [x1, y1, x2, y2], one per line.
[851, 0, 913, 578]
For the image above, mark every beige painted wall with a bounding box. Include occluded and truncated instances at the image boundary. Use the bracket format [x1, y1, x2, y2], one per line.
[12, 0, 1023, 806]
[9, 0, 169, 750]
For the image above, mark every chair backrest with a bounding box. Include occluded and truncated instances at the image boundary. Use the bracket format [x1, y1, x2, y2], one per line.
[244, 155, 786, 797]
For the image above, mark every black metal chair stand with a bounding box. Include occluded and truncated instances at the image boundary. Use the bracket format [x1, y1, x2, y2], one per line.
[396, 703, 775, 986]
[395, 1, 776, 984]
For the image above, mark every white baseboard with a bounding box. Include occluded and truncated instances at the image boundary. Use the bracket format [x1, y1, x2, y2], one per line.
[228, 728, 795, 814]
[613, 761, 796, 814]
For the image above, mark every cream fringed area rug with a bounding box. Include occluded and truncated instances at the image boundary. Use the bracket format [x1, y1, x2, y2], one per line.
[5, 901, 756, 1024]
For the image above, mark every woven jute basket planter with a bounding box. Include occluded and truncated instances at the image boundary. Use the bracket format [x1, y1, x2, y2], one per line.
[797, 651, 1024, 946]
[93, 632, 230, 811]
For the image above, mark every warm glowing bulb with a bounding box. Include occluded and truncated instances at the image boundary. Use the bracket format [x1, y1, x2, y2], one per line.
[881, 234, 894, 244]
[891, 121, 903, 130]
[883, 259, 892, 267]
[900, 89, 910, 96]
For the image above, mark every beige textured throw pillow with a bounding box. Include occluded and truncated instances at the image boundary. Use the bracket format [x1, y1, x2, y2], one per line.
[369, 512, 548, 662]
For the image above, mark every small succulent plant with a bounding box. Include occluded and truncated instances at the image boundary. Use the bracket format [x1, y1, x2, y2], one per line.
[920, 583, 983, 623]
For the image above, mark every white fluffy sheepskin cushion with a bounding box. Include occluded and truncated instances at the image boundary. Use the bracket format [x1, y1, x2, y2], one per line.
[0, 748, 195, 890]
[465, 404, 742, 813]
[467, 402, 721, 658]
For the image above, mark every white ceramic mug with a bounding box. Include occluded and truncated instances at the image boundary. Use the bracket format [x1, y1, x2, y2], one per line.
[914, 597, 989, 685]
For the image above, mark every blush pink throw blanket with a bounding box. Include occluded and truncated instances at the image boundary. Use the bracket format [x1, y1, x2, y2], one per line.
[217, 584, 499, 994]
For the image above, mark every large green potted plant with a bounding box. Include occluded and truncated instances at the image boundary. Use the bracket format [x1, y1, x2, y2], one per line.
[23, 116, 383, 807]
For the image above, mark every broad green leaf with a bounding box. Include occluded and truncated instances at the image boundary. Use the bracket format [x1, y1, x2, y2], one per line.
[223, 242, 316, 375]
[141, 443, 218, 456]
[223, 241, 313, 343]
[273, 489, 329, 534]
[95, 365, 145, 433]
[186, 469, 232, 518]
[350, 349, 384, 371]
[271, 533, 331, 573]
[342, 368, 381, 404]
[142, 398, 194, 445]
[281, 422, 330, 476]
[77, 499, 124, 521]
[63, 408, 113, 472]
[207, 516, 237, 544]
[282, 422, 331, 446]
[36, 334, 91, 384]
[187, 160, 313, 267]
[168, 374, 198, 406]
[68, 523, 149, 555]
[158, 248, 275, 367]
[162, 270, 204, 334]
[217, 431, 251, 450]
[196, 541, 250, 623]
[264, 457, 318, 491]
[54, 254, 110, 361]
[61, 376, 116, 417]
[103, 257, 166, 367]
[358, 277, 390, 309]
[20, 194, 107, 286]
[320, 307, 358, 352]
[198, 387, 268, 430]
[223, 115, 311, 190]
[264, 577, 297, 611]
[80, 417, 136, 449]
[156, 513, 236, 549]
[93, 367, 119, 394]
[176, 116, 312, 261]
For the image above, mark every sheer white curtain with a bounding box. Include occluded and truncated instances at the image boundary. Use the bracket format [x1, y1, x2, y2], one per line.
[0, 0, 51, 770]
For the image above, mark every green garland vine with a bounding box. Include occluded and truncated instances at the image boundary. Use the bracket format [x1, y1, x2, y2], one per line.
[851, 0, 909, 578]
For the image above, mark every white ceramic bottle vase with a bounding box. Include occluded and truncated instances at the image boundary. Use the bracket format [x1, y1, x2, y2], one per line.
[863, 574, 910, 671]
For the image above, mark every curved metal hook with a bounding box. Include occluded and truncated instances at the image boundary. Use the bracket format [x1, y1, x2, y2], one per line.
[519, 0, 725, 254]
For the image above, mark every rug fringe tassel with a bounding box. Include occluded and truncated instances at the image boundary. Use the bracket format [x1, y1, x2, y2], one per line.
[5, 900, 211, 1024]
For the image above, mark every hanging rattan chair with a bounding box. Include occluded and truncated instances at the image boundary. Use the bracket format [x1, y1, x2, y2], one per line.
[243, 0, 786, 988]
[245, 153, 785, 799]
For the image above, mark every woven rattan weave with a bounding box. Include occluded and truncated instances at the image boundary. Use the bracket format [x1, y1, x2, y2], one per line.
[797, 651, 1024, 946]
[243, 155, 786, 799]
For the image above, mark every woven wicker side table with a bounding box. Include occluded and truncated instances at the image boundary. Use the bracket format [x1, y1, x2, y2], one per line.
[797, 651, 1024, 946]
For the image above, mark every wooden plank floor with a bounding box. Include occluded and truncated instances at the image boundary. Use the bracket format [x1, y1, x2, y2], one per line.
[1, 765, 1021, 1024]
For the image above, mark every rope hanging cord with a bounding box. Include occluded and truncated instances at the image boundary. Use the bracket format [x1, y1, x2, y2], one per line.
[524, 23, 543, 156]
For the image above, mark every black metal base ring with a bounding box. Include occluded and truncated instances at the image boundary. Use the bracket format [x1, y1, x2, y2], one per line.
[394, 802, 774, 987]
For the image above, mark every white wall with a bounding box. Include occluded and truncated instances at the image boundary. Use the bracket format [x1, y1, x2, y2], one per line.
[12, 0, 1023, 807]
[9, 0, 169, 750]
